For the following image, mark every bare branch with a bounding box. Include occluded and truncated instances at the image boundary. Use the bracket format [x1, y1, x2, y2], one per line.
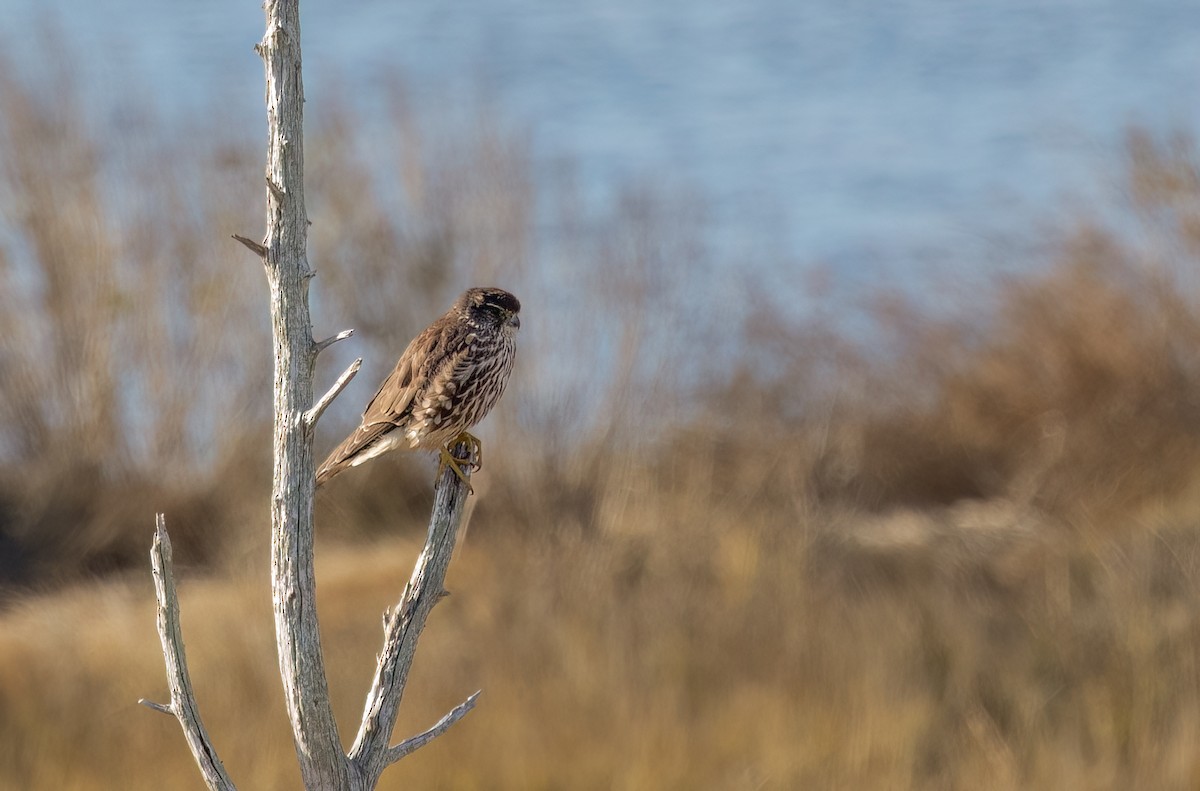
[138, 699, 174, 716]
[145, 514, 237, 791]
[231, 234, 268, 258]
[304, 357, 361, 431]
[347, 439, 477, 787]
[314, 328, 355, 356]
[382, 691, 481, 767]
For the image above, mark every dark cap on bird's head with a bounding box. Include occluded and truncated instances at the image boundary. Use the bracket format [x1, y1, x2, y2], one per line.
[460, 287, 521, 329]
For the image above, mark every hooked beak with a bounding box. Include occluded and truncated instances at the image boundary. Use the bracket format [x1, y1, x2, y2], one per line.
[507, 313, 521, 330]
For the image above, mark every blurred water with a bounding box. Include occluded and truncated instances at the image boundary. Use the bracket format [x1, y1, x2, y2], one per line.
[2, 0, 1198, 289]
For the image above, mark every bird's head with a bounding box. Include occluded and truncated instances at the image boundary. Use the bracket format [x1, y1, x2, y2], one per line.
[461, 287, 521, 333]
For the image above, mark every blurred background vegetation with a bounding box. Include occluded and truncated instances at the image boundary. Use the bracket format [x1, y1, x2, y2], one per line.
[4, 37, 1200, 791]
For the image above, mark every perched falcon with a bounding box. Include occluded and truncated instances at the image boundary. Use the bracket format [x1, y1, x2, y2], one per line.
[316, 287, 521, 491]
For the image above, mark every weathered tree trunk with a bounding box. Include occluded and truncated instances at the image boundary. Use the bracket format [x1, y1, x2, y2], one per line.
[255, 2, 351, 787]
[145, 2, 481, 788]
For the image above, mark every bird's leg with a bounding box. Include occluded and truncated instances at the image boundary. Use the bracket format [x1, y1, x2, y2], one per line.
[437, 447, 473, 493]
[453, 431, 483, 471]
[436, 432, 483, 494]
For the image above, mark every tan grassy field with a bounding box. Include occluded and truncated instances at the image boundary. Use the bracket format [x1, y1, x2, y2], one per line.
[4, 56, 1200, 789]
[6, 485, 1200, 789]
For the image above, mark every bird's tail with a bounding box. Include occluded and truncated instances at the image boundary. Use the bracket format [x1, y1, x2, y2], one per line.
[315, 445, 351, 488]
[314, 464, 335, 488]
[315, 428, 376, 488]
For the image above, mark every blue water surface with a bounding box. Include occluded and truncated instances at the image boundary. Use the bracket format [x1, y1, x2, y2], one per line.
[2, 0, 1198, 290]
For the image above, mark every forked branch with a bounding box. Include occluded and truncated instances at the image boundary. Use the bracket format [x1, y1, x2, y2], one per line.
[148, 0, 481, 785]
[347, 441, 478, 786]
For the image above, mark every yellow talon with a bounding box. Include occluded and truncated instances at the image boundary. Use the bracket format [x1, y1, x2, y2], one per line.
[437, 447, 473, 492]
[437, 432, 482, 494]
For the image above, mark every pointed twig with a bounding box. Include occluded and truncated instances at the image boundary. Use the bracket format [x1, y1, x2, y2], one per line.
[381, 691, 481, 767]
[304, 358, 362, 431]
[314, 328, 354, 356]
[266, 176, 285, 202]
[138, 699, 174, 716]
[144, 514, 237, 791]
[232, 234, 268, 258]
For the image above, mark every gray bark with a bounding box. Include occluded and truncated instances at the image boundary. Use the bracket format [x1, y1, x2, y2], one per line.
[254, 2, 480, 787]
[348, 445, 481, 786]
[146, 2, 480, 788]
[139, 514, 236, 791]
[256, 1, 350, 788]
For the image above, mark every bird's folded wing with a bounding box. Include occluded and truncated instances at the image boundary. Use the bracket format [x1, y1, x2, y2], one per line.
[316, 320, 472, 485]
[315, 331, 428, 484]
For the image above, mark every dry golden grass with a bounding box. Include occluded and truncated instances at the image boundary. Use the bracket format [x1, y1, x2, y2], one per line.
[5, 495, 1200, 789]
[5, 53, 1200, 789]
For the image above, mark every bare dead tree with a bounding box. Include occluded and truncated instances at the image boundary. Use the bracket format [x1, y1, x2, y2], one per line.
[142, 2, 480, 788]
